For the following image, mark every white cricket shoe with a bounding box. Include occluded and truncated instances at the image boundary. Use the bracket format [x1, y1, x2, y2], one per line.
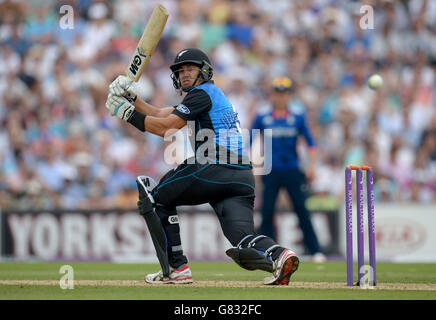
[145, 264, 193, 284]
[263, 249, 299, 285]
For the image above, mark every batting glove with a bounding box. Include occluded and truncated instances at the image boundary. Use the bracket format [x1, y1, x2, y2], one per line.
[109, 75, 137, 103]
[106, 94, 135, 121]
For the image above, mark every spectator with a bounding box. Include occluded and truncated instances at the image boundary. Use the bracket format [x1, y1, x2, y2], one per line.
[0, 0, 435, 210]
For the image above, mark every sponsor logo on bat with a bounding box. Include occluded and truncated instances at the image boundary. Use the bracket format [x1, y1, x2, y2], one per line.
[129, 48, 147, 76]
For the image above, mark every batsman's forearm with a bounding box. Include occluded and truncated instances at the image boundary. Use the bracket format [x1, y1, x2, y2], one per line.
[133, 97, 161, 116]
[144, 114, 187, 137]
[134, 97, 174, 117]
[144, 116, 165, 136]
[144, 116, 176, 137]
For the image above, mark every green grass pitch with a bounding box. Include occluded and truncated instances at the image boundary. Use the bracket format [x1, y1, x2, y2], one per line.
[1, 261, 436, 300]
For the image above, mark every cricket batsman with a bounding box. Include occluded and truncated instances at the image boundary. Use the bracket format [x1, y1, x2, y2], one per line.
[105, 48, 299, 285]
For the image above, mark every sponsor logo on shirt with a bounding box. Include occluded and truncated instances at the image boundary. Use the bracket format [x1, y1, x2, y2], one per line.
[176, 104, 190, 114]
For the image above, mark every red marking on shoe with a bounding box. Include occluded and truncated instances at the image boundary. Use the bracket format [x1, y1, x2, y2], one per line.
[278, 250, 288, 260]
[284, 260, 293, 273]
[162, 276, 193, 283]
[173, 264, 190, 272]
[276, 257, 296, 285]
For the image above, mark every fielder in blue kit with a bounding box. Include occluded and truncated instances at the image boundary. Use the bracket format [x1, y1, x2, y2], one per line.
[106, 49, 300, 285]
[251, 77, 325, 261]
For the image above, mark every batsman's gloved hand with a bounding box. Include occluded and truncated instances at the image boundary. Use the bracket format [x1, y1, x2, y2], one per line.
[105, 94, 135, 121]
[136, 179, 154, 215]
[109, 75, 137, 103]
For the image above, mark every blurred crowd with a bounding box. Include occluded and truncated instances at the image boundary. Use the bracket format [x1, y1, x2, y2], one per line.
[0, 0, 435, 211]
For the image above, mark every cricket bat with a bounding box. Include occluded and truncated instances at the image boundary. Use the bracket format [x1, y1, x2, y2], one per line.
[126, 4, 169, 81]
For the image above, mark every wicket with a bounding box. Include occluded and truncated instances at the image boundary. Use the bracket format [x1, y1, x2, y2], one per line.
[345, 165, 376, 287]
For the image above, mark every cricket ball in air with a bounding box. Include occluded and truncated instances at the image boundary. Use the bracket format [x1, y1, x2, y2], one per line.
[368, 74, 383, 90]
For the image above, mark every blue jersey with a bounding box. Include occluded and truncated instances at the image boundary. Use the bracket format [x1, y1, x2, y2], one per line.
[172, 82, 248, 164]
[251, 107, 316, 170]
